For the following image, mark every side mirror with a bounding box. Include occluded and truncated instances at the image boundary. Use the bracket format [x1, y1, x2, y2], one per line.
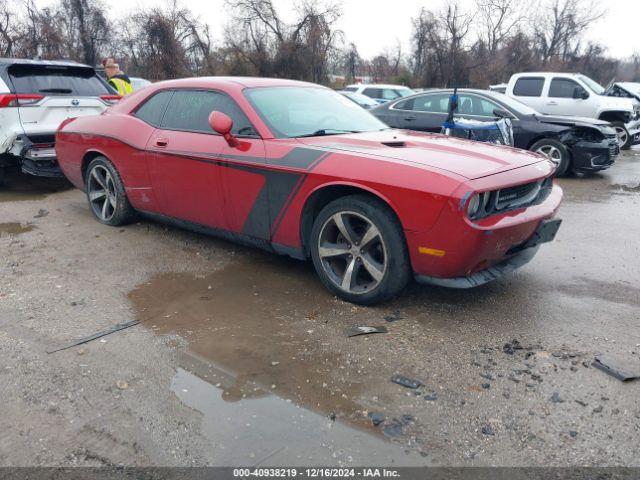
[208, 111, 238, 147]
[493, 108, 511, 119]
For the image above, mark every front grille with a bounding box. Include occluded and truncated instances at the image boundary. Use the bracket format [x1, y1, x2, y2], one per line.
[470, 178, 553, 220]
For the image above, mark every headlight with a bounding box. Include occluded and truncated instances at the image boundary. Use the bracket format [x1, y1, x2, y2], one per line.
[467, 194, 480, 218]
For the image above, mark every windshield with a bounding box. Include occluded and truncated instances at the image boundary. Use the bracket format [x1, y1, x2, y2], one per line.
[488, 91, 540, 115]
[578, 75, 605, 95]
[245, 86, 388, 138]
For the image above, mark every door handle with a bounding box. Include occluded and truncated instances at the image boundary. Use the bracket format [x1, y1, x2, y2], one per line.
[154, 138, 168, 147]
[546, 101, 558, 106]
[404, 116, 417, 121]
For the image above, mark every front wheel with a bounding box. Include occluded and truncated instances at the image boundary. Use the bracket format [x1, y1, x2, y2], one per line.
[85, 156, 136, 226]
[309, 195, 410, 305]
[531, 138, 571, 177]
[611, 121, 631, 150]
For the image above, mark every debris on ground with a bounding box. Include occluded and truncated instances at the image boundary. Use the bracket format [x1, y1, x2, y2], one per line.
[33, 208, 49, 218]
[382, 420, 404, 438]
[593, 405, 604, 414]
[549, 392, 564, 403]
[503, 339, 523, 355]
[481, 383, 491, 389]
[390, 375, 422, 389]
[481, 425, 495, 436]
[383, 311, 404, 323]
[592, 354, 640, 382]
[424, 393, 438, 401]
[47, 320, 140, 354]
[346, 326, 388, 337]
[368, 411, 385, 426]
[116, 380, 129, 390]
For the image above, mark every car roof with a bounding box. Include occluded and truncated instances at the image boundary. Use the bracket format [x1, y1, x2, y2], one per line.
[0, 58, 92, 69]
[512, 72, 581, 77]
[347, 83, 413, 89]
[153, 76, 320, 90]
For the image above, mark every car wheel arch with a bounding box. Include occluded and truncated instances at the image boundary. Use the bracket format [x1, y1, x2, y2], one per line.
[598, 111, 627, 123]
[81, 150, 110, 188]
[299, 182, 404, 258]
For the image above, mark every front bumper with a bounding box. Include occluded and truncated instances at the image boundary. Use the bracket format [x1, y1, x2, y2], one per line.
[627, 118, 640, 144]
[570, 138, 619, 172]
[406, 179, 562, 286]
[415, 218, 561, 288]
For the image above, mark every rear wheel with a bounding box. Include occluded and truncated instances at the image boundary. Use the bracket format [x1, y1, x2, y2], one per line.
[611, 121, 631, 150]
[531, 138, 571, 177]
[310, 195, 410, 305]
[85, 156, 135, 226]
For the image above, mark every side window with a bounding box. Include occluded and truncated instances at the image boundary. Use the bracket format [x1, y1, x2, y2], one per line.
[513, 77, 545, 97]
[381, 89, 401, 100]
[363, 88, 381, 99]
[393, 98, 414, 110]
[161, 90, 255, 136]
[549, 78, 582, 98]
[458, 95, 501, 117]
[410, 94, 450, 113]
[133, 90, 173, 126]
[343, 87, 357, 92]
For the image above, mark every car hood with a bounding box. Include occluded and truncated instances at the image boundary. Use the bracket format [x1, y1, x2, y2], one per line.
[297, 130, 546, 180]
[535, 114, 610, 129]
[599, 95, 636, 112]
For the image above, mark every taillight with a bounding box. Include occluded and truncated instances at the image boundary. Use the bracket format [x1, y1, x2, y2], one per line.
[100, 95, 121, 105]
[0, 94, 44, 107]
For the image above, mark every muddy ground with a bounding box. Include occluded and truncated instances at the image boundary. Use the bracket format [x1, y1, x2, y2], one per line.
[1, 148, 639, 467]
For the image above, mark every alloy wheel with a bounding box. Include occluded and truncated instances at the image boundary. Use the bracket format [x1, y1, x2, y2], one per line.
[613, 126, 628, 148]
[88, 165, 117, 222]
[317, 211, 388, 294]
[535, 145, 562, 164]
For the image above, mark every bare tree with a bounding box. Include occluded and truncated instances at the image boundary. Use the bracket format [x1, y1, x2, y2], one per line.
[475, 0, 524, 54]
[59, 0, 110, 65]
[532, 0, 605, 65]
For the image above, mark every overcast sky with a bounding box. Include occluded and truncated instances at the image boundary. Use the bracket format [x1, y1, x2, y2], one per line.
[35, 0, 640, 60]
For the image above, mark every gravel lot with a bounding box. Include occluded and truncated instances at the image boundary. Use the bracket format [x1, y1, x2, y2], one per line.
[1, 147, 639, 467]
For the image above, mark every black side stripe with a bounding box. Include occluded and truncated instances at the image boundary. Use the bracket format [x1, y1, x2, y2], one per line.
[63, 131, 331, 240]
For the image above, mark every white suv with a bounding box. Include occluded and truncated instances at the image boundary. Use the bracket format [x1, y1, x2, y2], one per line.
[505, 72, 640, 149]
[343, 83, 415, 104]
[0, 59, 118, 178]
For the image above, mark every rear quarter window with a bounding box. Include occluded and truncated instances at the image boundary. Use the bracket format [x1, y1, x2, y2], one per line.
[513, 77, 545, 97]
[133, 90, 174, 126]
[8, 65, 111, 96]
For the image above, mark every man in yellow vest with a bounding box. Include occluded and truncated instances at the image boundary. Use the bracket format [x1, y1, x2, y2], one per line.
[102, 58, 133, 96]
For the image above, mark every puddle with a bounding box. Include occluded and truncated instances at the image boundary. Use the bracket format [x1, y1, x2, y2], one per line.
[129, 256, 426, 465]
[0, 169, 71, 203]
[172, 360, 426, 466]
[0, 222, 34, 237]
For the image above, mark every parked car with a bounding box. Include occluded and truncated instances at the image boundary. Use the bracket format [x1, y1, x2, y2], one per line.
[505, 72, 640, 149]
[56, 77, 562, 304]
[338, 90, 379, 109]
[130, 77, 152, 91]
[343, 83, 415, 104]
[0, 58, 117, 178]
[372, 89, 620, 176]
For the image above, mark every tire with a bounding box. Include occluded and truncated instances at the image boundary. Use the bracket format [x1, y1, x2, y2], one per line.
[309, 194, 410, 305]
[530, 138, 571, 177]
[611, 121, 632, 150]
[85, 156, 136, 226]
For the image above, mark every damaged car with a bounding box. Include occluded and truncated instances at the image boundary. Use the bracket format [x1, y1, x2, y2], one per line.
[0, 59, 118, 179]
[372, 89, 620, 176]
[55, 77, 562, 304]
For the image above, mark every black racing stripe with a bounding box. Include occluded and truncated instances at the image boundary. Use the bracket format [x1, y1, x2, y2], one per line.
[63, 131, 331, 240]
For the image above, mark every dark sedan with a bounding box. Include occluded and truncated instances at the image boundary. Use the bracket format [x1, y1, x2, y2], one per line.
[372, 89, 620, 176]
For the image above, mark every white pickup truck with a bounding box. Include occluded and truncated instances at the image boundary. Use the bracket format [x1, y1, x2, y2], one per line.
[505, 72, 640, 149]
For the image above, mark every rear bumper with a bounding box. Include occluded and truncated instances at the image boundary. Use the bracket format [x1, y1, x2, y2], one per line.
[11, 133, 64, 178]
[570, 139, 619, 172]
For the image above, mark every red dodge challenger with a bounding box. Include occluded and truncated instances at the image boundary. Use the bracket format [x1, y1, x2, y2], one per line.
[55, 77, 562, 304]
